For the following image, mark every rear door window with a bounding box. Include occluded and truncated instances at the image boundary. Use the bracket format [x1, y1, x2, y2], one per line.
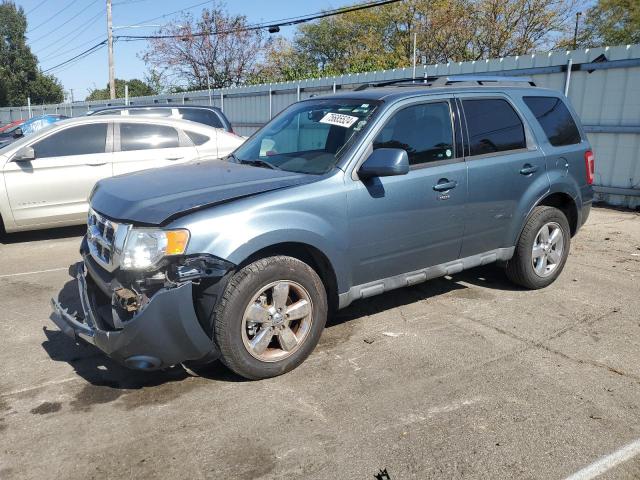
[523, 96, 581, 146]
[177, 108, 224, 128]
[462, 98, 526, 156]
[373, 101, 455, 166]
[119, 123, 180, 151]
[32, 123, 108, 158]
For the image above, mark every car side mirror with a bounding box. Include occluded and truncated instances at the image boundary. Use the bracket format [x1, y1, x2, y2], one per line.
[13, 127, 23, 138]
[358, 148, 410, 179]
[13, 146, 35, 162]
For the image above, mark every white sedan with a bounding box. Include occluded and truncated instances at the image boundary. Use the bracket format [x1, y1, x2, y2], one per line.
[0, 115, 244, 233]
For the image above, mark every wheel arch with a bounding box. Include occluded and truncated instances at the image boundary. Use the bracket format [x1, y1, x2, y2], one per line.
[236, 241, 340, 313]
[537, 191, 579, 236]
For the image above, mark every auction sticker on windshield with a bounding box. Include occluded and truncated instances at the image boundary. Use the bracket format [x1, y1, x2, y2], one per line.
[320, 112, 359, 128]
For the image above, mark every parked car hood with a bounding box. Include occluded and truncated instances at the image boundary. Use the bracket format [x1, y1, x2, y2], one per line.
[90, 159, 321, 225]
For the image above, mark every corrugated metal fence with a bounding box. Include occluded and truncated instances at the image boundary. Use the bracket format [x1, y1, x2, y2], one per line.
[2, 44, 639, 207]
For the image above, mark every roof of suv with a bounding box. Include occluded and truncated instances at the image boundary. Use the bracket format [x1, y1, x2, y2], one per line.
[323, 84, 564, 103]
[309, 76, 562, 103]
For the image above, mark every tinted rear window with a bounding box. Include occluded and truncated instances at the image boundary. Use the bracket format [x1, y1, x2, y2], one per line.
[178, 108, 224, 128]
[462, 98, 526, 156]
[120, 123, 179, 151]
[523, 96, 581, 147]
[185, 131, 210, 146]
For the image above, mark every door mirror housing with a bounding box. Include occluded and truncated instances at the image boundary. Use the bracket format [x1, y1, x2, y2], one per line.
[358, 148, 410, 179]
[13, 146, 35, 162]
[12, 127, 23, 138]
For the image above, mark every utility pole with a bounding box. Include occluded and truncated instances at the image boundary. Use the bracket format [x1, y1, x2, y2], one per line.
[573, 11, 582, 50]
[107, 0, 115, 100]
[412, 32, 417, 79]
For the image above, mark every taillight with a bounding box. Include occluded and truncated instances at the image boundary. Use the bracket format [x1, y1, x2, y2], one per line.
[584, 150, 595, 185]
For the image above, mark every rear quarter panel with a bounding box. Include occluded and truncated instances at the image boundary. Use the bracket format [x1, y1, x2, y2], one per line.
[510, 91, 593, 236]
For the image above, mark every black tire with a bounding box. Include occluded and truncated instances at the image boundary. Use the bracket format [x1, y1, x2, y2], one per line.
[505, 206, 571, 289]
[214, 255, 328, 380]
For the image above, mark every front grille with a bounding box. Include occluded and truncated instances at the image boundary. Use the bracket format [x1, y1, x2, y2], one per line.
[87, 208, 129, 272]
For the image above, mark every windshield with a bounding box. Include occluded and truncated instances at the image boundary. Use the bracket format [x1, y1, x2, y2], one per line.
[3, 124, 21, 135]
[233, 98, 380, 174]
[0, 122, 59, 155]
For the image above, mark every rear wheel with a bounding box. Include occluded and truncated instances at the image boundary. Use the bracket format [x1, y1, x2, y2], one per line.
[505, 206, 571, 289]
[214, 255, 327, 380]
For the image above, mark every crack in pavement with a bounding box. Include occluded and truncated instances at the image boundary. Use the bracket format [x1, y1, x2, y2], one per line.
[455, 308, 640, 382]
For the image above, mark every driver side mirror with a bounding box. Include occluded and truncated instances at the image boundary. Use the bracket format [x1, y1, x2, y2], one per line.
[13, 146, 35, 162]
[358, 148, 410, 179]
[13, 127, 23, 138]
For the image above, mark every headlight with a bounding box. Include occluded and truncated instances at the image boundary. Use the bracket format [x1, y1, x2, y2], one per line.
[121, 229, 190, 270]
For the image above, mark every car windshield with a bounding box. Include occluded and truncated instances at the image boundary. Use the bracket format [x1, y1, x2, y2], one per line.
[0, 122, 58, 155]
[232, 99, 380, 174]
[3, 124, 21, 135]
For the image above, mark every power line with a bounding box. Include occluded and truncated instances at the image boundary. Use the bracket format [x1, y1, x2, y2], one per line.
[116, 0, 402, 40]
[113, 0, 153, 5]
[122, 0, 212, 29]
[38, 0, 402, 76]
[27, 0, 81, 33]
[42, 40, 107, 73]
[25, 0, 47, 15]
[29, 0, 101, 45]
[39, 12, 106, 62]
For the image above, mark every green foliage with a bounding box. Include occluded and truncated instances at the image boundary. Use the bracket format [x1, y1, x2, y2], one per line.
[254, 0, 580, 83]
[86, 79, 158, 101]
[0, 2, 64, 106]
[583, 0, 640, 46]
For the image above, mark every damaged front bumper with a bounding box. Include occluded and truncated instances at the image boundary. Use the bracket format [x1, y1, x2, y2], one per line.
[51, 262, 219, 370]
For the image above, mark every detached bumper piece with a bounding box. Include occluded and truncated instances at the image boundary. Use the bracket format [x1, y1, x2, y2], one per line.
[50, 262, 218, 370]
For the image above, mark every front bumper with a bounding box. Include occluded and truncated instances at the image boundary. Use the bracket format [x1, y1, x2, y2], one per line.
[50, 262, 218, 370]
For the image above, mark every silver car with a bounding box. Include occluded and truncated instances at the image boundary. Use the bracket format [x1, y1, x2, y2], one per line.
[0, 115, 244, 233]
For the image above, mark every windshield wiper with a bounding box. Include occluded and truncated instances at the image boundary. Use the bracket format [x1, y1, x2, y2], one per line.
[237, 158, 281, 171]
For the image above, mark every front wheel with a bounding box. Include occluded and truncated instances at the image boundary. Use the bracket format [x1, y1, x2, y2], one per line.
[214, 255, 328, 380]
[505, 206, 571, 289]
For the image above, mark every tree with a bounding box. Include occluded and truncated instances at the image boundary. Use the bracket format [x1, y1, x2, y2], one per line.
[141, 2, 267, 90]
[255, 0, 578, 83]
[470, 0, 577, 58]
[86, 78, 158, 101]
[575, 0, 640, 47]
[0, 1, 64, 106]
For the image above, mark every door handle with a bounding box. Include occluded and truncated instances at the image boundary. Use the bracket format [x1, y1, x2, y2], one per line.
[85, 162, 107, 166]
[433, 179, 458, 192]
[166, 157, 184, 161]
[520, 164, 538, 175]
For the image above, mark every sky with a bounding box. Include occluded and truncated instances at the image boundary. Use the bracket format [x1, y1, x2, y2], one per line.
[15, 0, 346, 101]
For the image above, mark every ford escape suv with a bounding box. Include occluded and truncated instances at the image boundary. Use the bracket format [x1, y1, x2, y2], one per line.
[51, 76, 594, 380]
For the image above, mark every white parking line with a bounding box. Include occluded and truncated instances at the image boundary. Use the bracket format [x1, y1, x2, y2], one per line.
[565, 438, 640, 480]
[1, 377, 79, 398]
[0, 267, 67, 279]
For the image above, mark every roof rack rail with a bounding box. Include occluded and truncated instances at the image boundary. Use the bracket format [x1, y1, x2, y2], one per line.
[432, 75, 536, 86]
[354, 74, 536, 91]
[354, 77, 428, 91]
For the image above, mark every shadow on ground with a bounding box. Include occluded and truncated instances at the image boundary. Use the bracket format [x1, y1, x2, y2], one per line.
[43, 263, 520, 388]
[1, 225, 85, 245]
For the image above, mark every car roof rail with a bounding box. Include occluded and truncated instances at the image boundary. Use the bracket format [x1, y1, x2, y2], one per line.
[354, 75, 536, 91]
[431, 75, 536, 86]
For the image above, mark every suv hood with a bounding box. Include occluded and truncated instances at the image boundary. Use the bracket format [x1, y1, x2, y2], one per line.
[90, 159, 320, 225]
